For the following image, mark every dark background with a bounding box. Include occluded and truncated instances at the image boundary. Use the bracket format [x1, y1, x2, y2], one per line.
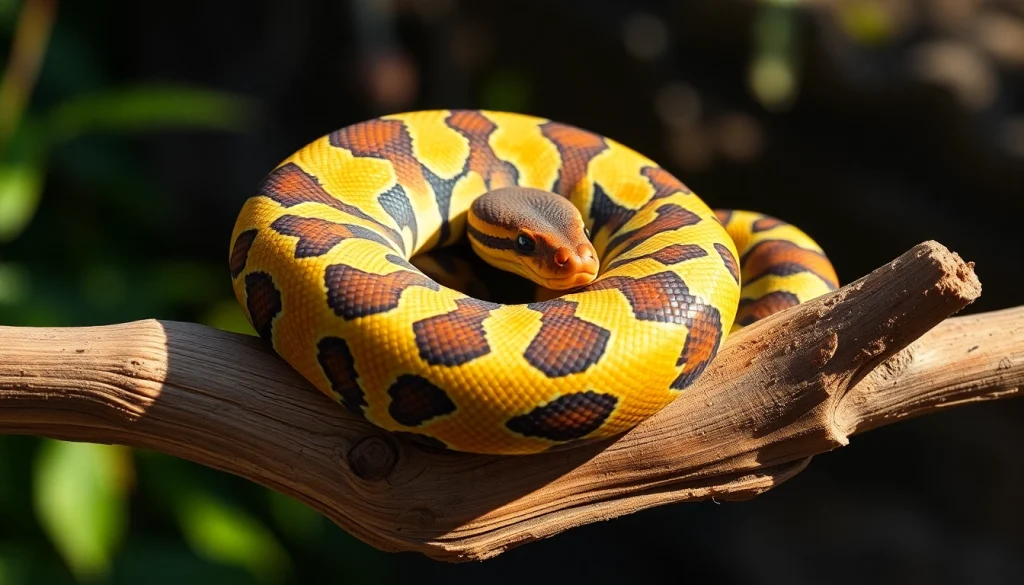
[1, 0, 1022, 583]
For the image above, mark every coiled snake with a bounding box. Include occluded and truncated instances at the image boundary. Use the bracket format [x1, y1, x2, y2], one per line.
[229, 110, 839, 455]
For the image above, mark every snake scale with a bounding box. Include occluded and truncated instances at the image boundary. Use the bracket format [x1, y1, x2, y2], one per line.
[229, 110, 839, 455]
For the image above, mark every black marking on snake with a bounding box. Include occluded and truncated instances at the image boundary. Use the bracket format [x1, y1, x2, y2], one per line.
[324, 263, 439, 320]
[230, 229, 258, 278]
[270, 215, 395, 257]
[524, 299, 610, 377]
[413, 298, 501, 367]
[506, 391, 618, 442]
[588, 183, 635, 244]
[423, 166, 462, 246]
[316, 337, 368, 418]
[387, 374, 457, 427]
[377, 184, 419, 250]
[671, 303, 723, 390]
[384, 254, 419, 272]
[244, 271, 282, 343]
[466, 223, 515, 251]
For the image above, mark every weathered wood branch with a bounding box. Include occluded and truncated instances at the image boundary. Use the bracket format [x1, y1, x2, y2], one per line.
[0, 241, 1020, 562]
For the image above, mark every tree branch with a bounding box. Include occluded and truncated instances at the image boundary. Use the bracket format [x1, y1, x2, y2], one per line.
[0, 241, 1020, 562]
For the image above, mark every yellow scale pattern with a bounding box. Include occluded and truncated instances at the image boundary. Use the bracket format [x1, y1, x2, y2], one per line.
[229, 110, 836, 455]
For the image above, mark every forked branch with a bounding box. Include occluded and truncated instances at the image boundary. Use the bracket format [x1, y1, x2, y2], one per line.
[0, 241, 1020, 562]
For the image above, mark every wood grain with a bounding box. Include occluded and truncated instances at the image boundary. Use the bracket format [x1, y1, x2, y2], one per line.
[1, 241, 1020, 561]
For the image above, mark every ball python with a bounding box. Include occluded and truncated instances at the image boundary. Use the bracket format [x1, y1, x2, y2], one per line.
[229, 109, 839, 455]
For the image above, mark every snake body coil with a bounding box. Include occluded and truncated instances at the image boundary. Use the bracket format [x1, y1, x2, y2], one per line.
[229, 110, 838, 455]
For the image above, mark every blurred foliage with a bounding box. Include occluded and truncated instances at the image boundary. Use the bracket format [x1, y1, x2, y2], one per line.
[0, 2, 311, 583]
[32, 442, 130, 582]
[749, 0, 801, 110]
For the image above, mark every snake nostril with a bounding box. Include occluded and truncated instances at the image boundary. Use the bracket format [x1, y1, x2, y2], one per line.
[554, 247, 573, 267]
[577, 244, 597, 266]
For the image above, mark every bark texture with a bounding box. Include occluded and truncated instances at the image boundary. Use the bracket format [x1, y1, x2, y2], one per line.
[1, 241, 1019, 562]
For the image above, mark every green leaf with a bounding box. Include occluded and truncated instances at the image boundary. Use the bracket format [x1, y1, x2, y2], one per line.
[177, 492, 290, 584]
[32, 441, 130, 582]
[45, 85, 259, 142]
[0, 159, 44, 243]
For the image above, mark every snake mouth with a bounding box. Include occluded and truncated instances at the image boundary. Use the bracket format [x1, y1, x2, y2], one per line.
[543, 270, 599, 290]
[477, 255, 597, 291]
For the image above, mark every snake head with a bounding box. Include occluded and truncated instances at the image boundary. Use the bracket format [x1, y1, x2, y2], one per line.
[467, 187, 599, 290]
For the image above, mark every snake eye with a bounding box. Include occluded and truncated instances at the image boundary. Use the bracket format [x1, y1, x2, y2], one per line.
[584, 227, 591, 240]
[514, 234, 537, 255]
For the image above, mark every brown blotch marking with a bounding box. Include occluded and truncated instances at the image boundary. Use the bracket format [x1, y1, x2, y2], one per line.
[752, 216, 785, 232]
[329, 119, 432, 247]
[641, 166, 692, 199]
[714, 209, 734, 226]
[671, 303, 723, 390]
[539, 121, 608, 196]
[714, 242, 740, 283]
[524, 299, 610, 377]
[446, 110, 518, 189]
[741, 239, 839, 290]
[735, 290, 801, 327]
[258, 162, 406, 253]
[316, 336, 367, 418]
[506, 391, 618, 442]
[329, 118, 422, 186]
[413, 297, 500, 366]
[230, 229, 258, 278]
[270, 214, 394, 257]
[244, 271, 282, 343]
[584, 271, 697, 325]
[325, 264, 439, 320]
[333, 118, 464, 247]
[606, 203, 702, 260]
[387, 374, 457, 427]
[606, 243, 708, 271]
